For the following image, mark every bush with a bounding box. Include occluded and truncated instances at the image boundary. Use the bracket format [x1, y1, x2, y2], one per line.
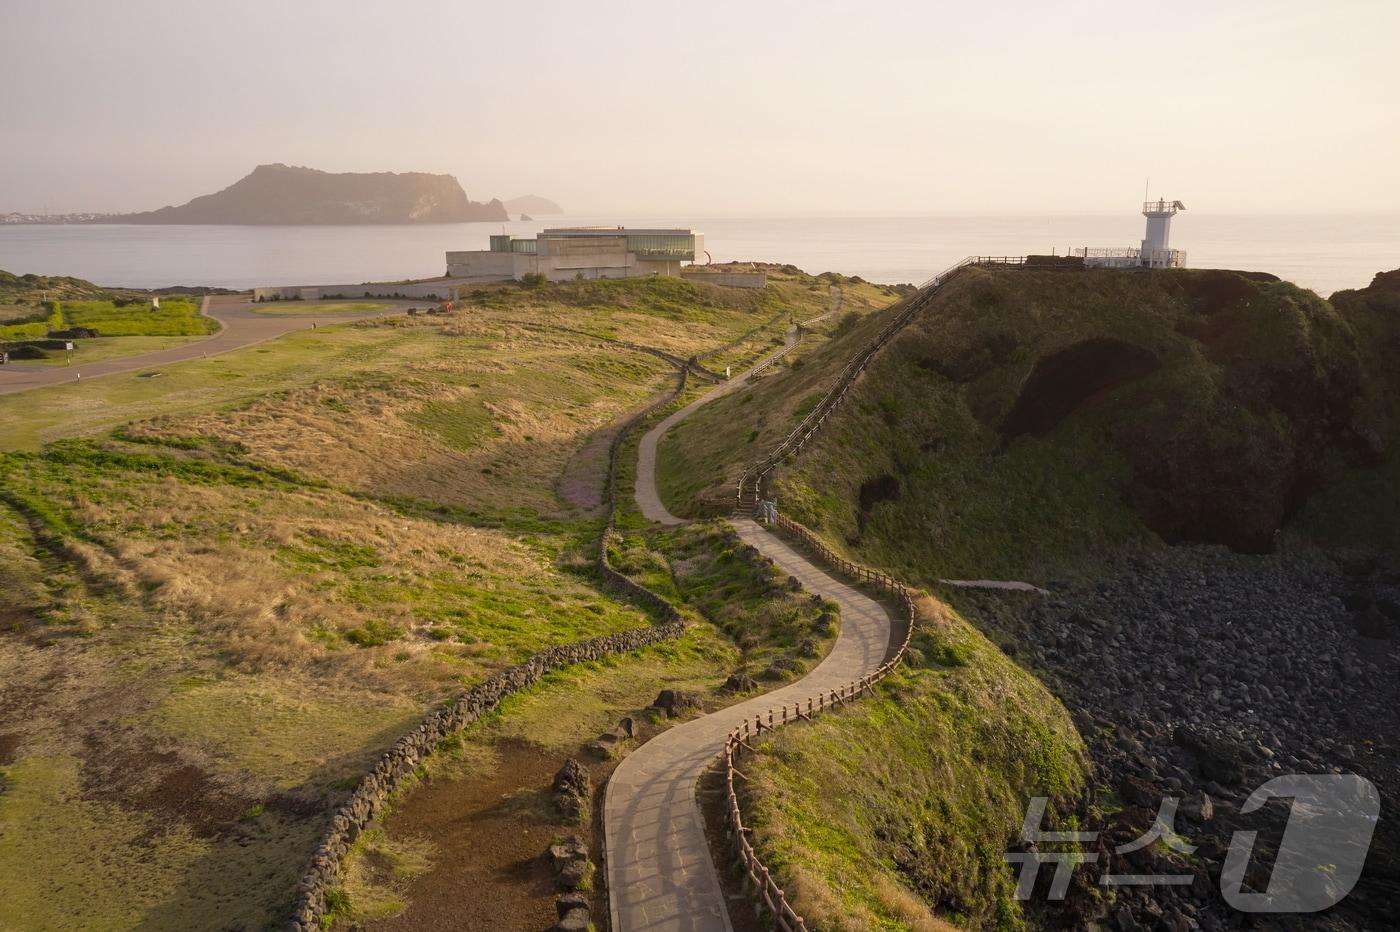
[519, 273, 548, 289]
[343, 619, 402, 648]
[831, 310, 860, 338]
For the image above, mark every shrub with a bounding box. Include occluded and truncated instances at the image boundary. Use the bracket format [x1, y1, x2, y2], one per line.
[831, 310, 860, 338]
[343, 619, 402, 648]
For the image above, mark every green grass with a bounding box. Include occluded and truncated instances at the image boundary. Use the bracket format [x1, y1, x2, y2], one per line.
[662, 267, 1379, 580]
[62, 297, 216, 336]
[0, 320, 48, 340]
[0, 271, 859, 929]
[0, 322, 422, 451]
[17, 334, 210, 366]
[251, 301, 397, 316]
[148, 677, 425, 789]
[0, 754, 316, 931]
[742, 608, 1086, 930]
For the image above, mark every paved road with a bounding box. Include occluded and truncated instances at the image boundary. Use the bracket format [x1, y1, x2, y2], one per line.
[0, 295, 404, 397]
[609, 285, 893, 931]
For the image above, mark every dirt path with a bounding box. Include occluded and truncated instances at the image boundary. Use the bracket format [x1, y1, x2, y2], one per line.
[0, 295, 403, 396]
[608, 285, 895, 932]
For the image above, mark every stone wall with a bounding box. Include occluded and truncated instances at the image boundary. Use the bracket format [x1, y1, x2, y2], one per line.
[288, 366, 692, 931]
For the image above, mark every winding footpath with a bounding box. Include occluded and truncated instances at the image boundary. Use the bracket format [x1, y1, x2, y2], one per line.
[0, 295, 401, 396]
[609, 290, 895, 931]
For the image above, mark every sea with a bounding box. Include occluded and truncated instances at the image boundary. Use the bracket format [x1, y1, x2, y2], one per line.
[1, 212, 1396, 297]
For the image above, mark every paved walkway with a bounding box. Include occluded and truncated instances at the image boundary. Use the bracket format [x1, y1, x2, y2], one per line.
[633, 285, 842, 527]
[604, 518, 893, 932]
[634, 325, 799, 527]
[0, 295, 403, 396]
[609, 285, 894, 931]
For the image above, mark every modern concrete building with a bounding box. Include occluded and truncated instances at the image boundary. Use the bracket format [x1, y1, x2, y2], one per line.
[1070, 199, 1187, 269]
[446, 227, 705, 282]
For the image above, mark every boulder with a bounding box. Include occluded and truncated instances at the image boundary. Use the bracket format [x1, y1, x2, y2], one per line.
[762, 656, 797, 680]
[558, 859, 589, 889]
[554, 906, 591, 931]
[651, 689, 700, 718]
[1172, 727, 1250, 786]
[548, 836, 589, 870]
[722, 672, 757, 693]
[551, 761, 590, 821]
[1181, 791, 1214, 824]
[555, 892, 589, 919]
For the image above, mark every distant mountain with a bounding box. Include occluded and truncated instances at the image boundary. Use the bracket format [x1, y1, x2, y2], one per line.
[105, 164, 509, 225]
[502, 194, 563, 216]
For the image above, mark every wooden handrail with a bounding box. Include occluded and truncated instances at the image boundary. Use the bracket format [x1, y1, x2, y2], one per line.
[736, 256, 1028, 509]
[720, 512, 917, 932]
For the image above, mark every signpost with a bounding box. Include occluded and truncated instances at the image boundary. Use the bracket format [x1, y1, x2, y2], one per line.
[65, 341, 75, 365]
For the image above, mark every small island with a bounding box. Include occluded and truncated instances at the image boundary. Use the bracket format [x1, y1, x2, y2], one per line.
[101, 163, 510, 225]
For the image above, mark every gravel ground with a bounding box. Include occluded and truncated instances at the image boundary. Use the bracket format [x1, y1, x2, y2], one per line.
[951, 545, 1400, 931]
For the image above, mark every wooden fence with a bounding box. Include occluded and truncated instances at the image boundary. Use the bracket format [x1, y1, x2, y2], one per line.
[736, 257, 1025, 510]
[719, 513, 917, 931]
[715, 261, 1042, 929]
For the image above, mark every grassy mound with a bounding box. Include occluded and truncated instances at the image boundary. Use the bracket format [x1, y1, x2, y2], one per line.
[742, 597, 1085, 930]
[664, 266, 1383, 580]
[1294, 269, 1400, 554]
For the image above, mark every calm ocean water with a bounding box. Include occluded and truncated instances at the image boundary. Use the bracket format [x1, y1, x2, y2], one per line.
[1, 213, 1396, 296]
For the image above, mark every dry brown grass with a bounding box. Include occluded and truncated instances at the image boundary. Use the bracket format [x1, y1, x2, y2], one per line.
[0, 274, 854, 928]
[126, 320, 671, 514]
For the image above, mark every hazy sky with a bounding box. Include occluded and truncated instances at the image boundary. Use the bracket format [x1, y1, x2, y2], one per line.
[5, 0, 1399, 215]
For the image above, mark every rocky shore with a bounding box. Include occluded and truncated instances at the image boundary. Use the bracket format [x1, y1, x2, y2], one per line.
[952, 545, 1399, 931]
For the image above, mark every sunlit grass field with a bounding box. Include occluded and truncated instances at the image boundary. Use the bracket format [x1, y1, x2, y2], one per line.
[0, 272, 855, 929]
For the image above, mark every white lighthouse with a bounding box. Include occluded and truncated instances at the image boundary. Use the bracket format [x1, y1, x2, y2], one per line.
[1072, 198, 1188, 269]
[1141, 199, 1186, 268]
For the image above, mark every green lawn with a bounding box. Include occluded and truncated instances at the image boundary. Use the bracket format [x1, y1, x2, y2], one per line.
[0, 323, 420, 451]
[62, 298, 216, 336]
[251, 301, 398, 317]
[21, 334, 210, 367]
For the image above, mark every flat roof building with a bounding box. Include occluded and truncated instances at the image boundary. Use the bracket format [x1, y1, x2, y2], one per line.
[446, 227, 705, 283]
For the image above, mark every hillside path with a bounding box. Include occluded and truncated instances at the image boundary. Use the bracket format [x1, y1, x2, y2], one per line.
[608, 286, 894, 932]
[0, 295, 401, 396]
[634, 285, 841, 526]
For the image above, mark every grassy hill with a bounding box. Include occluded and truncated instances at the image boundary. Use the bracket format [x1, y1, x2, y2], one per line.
[0, 270, 894, 930]
[663, 266, 1385, 581]
[657, 264, 1399, 930]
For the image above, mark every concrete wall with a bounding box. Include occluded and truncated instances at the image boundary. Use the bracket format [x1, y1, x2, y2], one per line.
[445, 250, 522, 280]
[446, 249, 695, 284]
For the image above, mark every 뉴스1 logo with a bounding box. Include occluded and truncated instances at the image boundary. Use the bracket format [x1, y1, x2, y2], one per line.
[1006, 774, 1380, 913]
